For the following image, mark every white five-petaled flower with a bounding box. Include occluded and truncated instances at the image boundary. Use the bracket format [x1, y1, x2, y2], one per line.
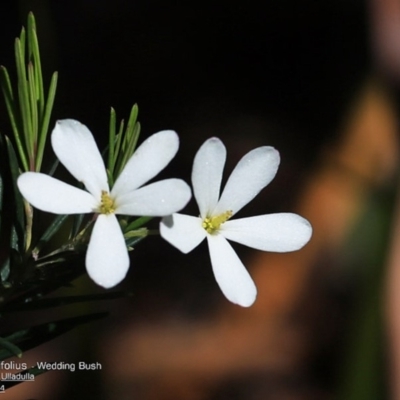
[160, 137, 312, 307]
[17, 119, 191, 288]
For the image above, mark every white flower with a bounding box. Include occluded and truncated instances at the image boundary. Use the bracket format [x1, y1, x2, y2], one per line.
[17, 119, 191, 288]
[160, 137, 312, 307]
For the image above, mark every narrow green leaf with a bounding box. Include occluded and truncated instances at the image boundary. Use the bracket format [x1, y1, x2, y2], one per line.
[15, 38, 34, 165]
[106, 169, 114, 190]
[124, 216, 152, 232]
[18, 27, 26, 63]
[27, 13, 44, 116]
[124, 227, 148, 239]
[5, 137, 26, 252]
[122, 104, 138, 152]
[36, 71, 58, 171]
[71, 213, 85, 239]
[122, 126, 140, 175]
[32, 214, 69, 257]
[125, 234, 146, 248]
[27, 13, 35, 58]
[113, 105, 141, 179]
[0, 67, 28, 171]
[125, 103, 139, 145]
[112, 119, 125, 176]
[27, 62, 38, 150]
[124, 121, 141, 163]
[28, 12, 37, 33]
[0, 66, 14, 101]
[32, 29, 45, 114]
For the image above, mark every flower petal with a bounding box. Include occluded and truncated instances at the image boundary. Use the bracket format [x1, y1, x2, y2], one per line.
[192, 137, 226, 218]
[222, 213, 312, 252]
[17, 172, 97, 214]
[51, 119, 109, 200]
[160, 213, 206, 253]
[214, 146, 280, 216]
[112, 130, 179, 196]
[207, 234, 257, 307]
[115, 179, 191, 216]
[86, 214, 129, 288]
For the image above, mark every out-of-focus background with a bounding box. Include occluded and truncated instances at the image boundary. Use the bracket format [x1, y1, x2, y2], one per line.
[1, 0, 400, 399]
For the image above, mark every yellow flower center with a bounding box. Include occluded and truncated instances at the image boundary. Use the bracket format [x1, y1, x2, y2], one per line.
[202, 210, 233, 234]
[98, 191, 116, 215]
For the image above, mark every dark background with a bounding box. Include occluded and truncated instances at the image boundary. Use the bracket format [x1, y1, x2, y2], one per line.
[0, 0, 369, 159]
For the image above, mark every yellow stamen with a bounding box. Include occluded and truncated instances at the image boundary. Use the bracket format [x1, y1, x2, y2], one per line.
[202, 210, 233, 234]
[98, 191, 116, 215]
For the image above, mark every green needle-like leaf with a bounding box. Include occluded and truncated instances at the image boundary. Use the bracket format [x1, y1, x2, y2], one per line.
[27, 13, 35, 58]
[32, 214, 69, 258]
[1, 14, 58, 172]
[113, 119, 124, 175]
[124, 216, 152, 232]
[124, 227, 148, 239]
[108, 107, 116, 174]
[18, 27, 26, 63]
[113, 104, 141, 180]
[106, 169, 114, 190]
[122, 104, 138, 152]
[70, 213, 85, 239]
[15, 38, 34, 166]
[28, 13, 45, 114]
[125, 235, 146, 249]
[0, 67, 28, 171]
[5, 137, 25, 253]
[27, 62, 38, 147]
[125, 121, 140, 161]
[36, 71, 58, 171]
